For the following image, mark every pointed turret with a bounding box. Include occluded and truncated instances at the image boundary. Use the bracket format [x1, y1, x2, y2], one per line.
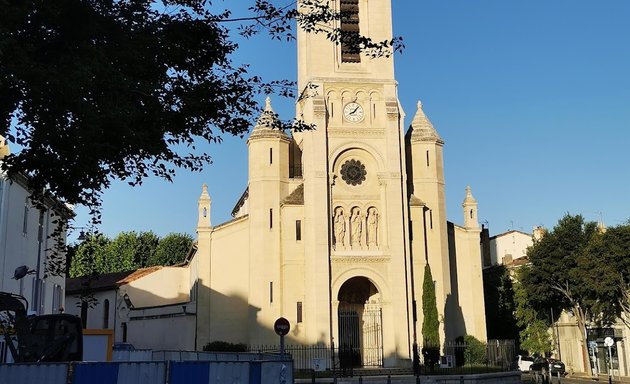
[408, 101, 443, 144]
[248, 97, 288, 141]
[197, 183, 212, 229]
[462, 186, 479, 229]
[247, 97, 291, 182]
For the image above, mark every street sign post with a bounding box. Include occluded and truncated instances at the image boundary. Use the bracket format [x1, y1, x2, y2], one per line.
[274, 317, 290, 358]
[604, 337, 614, 384]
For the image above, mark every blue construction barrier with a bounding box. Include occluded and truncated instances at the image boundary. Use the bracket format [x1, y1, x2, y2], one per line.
[0, 359, 291, 384]
[0, 363, 67, 384]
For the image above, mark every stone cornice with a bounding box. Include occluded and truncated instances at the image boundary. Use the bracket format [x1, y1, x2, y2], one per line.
[248, 131, 292, 142]
[312, 98, 327, 118]
[331, 255, 391, 263]
[409, 135, 445, 145]
[307, 77, 398, 86]
[328, 128, 385, 137]
[385, 100, 399, 120]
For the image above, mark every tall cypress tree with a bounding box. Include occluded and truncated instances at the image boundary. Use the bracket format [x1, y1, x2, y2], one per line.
[422, 264, 440, 366]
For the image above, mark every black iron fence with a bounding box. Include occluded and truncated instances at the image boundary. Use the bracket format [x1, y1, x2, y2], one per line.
[248, 344, 332, 371]
[249, 339, 515, 376]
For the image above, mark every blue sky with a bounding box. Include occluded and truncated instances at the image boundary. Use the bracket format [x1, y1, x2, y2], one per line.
[73, 0, 630, 241]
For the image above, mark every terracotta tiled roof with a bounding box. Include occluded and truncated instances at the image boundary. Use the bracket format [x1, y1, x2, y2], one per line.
[409, 194, 425, 207]
[231, 187, 249, 217]
[282, 184, 304, 205]
[489, 229, 532, 240]
[66, 266, 162, 294]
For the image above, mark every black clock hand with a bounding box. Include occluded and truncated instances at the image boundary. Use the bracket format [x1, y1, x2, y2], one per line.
[351, 105, 360, 114]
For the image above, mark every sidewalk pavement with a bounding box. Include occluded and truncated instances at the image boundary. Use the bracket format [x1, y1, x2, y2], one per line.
[296, 375, 418, 384]
[568, 373, 630, 383]
[295, 372, 521, 384]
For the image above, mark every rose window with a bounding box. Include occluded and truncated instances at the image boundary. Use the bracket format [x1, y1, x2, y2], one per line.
[340, 159, 367, 186]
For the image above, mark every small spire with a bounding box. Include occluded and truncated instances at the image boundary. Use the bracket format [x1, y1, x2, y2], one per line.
[463, 186, 476, 204]
[199, 183, 210, 201]
[198, 183, 211, 228]
[265, 96, 272, 111]
[462, 185, 479, 229]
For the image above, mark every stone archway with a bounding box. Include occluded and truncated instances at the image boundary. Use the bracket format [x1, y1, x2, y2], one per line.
[337, 276, 383, 367]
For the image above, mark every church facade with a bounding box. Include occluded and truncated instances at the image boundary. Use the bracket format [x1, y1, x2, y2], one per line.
[192, 0, 487, 368]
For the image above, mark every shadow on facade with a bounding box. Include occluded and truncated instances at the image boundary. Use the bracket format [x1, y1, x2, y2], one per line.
[445, 222, 466, 342]
[74, 274, 409, 367]
[443, 293, 466, 342]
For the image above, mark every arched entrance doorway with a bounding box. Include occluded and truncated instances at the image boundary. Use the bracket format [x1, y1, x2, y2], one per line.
[337, 276, 383, 367]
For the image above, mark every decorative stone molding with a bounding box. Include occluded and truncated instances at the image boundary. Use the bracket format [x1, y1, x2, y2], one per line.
[249, 132, 292, 141]
[313, 98, 327, 118]
[329, 128, 385, 137]
[331, 256, 391, 263]
[377, 172, 389, 186]
[385, 100, 399, 120]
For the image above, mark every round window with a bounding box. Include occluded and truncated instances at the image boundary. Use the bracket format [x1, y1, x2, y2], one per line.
[340, 159, 367, 186]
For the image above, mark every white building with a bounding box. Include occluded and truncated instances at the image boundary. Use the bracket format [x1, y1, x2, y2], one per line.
[485, 230, 533, 268]
[0, 138, 70, 317]
[65, 266, 195, 350]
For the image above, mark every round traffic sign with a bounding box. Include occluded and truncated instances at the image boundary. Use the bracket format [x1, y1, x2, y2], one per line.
[274, 317, 290, 336]
[604, 337, 614, 347]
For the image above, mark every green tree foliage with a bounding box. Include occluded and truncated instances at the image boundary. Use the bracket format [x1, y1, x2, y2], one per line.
[482, 265, 519, 342]
[609, 223, 630, 327]
[422, 264, 440, 366]
[149, 233, 194, 266]
[69, 231, 191, 277]
[519, 214, 628, 373]
[136, 231, 160, 268]
[513, 277, 553, 355]
[69, 233, 111, 278]
[103, 232, 143, 274]
[0, 0, 402, 221]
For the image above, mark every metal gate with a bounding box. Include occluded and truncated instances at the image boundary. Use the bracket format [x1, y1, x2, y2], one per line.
[338, 305, 383, 367]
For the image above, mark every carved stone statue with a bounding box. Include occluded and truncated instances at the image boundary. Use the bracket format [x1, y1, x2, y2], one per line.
[351, 208, 362, 247]
[367, 207, 378, 247]
[334, 208, 346, 248]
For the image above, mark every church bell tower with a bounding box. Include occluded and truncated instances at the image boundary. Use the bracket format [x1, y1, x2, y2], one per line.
[294, 0, 420, 367]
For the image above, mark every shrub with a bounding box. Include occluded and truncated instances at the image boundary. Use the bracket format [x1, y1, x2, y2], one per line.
[203, 341, 247, 352]
[460, 335, 486, 365]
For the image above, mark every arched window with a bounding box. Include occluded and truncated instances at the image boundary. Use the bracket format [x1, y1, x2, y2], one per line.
[340, 0, 361, 63]
[103, 299, 110, 328]
[80, 301, 88, 329]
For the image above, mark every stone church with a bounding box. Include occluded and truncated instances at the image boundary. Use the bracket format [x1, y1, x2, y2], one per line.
[189, 0, 487, 368]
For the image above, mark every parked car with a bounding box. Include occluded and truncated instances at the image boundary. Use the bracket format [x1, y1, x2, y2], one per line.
[529, 357, 566, 376]
[513, 355, 534, 371]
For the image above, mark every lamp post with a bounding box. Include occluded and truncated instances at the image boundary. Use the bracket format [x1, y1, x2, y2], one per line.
[76, 227, 90, 241]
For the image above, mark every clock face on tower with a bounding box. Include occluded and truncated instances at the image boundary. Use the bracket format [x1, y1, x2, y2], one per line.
[343, 102, 365, 123]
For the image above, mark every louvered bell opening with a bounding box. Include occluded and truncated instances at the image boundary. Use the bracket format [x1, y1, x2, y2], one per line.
[340, 0, 361, 63]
